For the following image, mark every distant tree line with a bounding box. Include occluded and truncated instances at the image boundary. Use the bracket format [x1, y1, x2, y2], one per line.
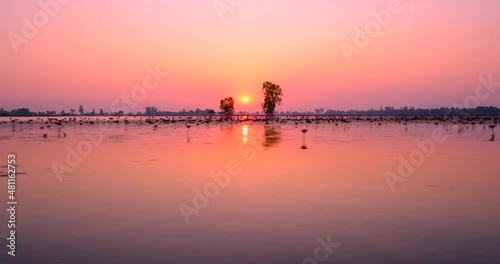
[318, 106, 500, 116]
[0, 106, 219, 117]
[0, 107, 108, 117]
[2, 106, 499, 117]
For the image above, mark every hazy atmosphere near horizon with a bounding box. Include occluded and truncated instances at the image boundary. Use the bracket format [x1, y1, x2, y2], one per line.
[1, 0, 500, 264]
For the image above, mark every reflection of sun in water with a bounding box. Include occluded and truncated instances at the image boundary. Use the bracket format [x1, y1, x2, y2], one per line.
[242, 125, 248, 142]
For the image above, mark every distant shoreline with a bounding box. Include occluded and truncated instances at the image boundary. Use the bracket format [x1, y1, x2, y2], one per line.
[2, 106, 500, 117]
[1, 113, 500, 118]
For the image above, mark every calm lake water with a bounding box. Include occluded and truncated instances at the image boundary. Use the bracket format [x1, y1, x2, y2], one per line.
[0, 116, 499, 263]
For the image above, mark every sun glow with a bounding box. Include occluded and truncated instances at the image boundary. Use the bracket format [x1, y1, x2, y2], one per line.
[242, 96, 250, 104]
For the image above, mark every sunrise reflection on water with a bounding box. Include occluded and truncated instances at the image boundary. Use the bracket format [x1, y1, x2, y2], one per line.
[0, 118, 499, 263]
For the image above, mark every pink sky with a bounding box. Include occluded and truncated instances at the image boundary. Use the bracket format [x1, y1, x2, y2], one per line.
[1, 0, 499, 113]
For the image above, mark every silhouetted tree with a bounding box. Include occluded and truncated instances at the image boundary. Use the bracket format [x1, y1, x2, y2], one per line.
[219, 97, 235, 115]
[145, 106, 158, 115]
[79, 105, 84, 115]
[261, 81, 283, 116]
[315, 108, 325, 115]
[11, 108, 31, 116]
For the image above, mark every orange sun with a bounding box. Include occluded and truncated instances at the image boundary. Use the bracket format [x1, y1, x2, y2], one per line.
[242, 96, 250, 104]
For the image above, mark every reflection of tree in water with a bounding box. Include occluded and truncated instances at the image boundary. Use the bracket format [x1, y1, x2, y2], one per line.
[263, 126, 282, 147]
[220, 125, 234, 137]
